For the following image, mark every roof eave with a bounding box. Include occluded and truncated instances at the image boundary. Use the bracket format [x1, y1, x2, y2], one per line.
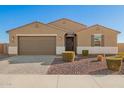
[6, 21, 44, 33]
[89, 24, 121, 34]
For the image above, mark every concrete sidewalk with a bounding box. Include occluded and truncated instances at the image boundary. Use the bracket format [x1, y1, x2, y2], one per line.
[0, 75, 124, 88]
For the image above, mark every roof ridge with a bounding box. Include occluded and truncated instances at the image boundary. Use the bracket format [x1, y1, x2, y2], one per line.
[89, 24, 121, 33]
[47, 18, 87, 27]
[77, 24, 121, 33]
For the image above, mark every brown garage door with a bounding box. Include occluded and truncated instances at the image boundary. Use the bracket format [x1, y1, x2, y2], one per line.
[18, 36, 56, 55]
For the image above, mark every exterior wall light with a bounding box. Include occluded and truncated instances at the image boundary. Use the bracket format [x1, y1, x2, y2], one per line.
[58, 36, 62, 40]
[11, 36, 15, 42]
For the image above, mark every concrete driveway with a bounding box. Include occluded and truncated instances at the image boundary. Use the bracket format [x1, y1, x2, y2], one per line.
[0, 55, 56, 74]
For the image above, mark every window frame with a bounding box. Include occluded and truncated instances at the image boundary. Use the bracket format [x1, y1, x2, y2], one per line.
[93, 34, 103, 47]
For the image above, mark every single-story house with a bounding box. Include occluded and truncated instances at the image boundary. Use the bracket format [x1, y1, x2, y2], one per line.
[7, 18, 120, 55]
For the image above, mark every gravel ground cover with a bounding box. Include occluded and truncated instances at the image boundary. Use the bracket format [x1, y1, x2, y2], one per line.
[47, 56, 124, 75]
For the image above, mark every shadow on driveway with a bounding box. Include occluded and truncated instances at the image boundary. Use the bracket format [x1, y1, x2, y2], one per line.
[0, 55, 9, 61]
[8, 55, 56, 64]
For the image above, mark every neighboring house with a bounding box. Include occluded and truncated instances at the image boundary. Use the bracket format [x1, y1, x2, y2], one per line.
[0, 43, 8, 55]
[118, 43, 124, 52]
[0, 43, 3, 54]
[7, 18, 120, 55]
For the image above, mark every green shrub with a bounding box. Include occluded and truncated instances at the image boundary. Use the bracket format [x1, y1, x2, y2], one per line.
[82, 50, 89, 56]
[118, 52, 124, 56]
[62, 51, 75, 62]
[106, 57, 122, 71]
[116, 54, 124, 62]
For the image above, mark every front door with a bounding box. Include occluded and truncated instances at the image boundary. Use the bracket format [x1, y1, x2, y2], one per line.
[65, 37, 74, 51]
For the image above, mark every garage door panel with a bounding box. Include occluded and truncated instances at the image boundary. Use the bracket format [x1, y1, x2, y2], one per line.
[18, 36, 56, 55]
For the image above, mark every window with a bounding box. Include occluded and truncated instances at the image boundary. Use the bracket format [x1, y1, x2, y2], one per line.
[91, 34, 104, 47]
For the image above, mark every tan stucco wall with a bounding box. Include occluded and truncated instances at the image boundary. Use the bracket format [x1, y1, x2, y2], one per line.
[118, 43, 124, 52]
[8, 22, 65, 47]
[77, 25, 118, 47]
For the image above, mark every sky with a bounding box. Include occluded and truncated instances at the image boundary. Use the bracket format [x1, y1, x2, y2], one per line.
[0, 5, 124, 43]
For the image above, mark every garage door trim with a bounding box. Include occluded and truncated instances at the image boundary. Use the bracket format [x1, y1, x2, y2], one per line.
[16, 34, 57, 36]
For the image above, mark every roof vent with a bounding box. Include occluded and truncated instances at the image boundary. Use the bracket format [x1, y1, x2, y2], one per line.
[35, 23, 39, 28]
[62, 21, 66, 24]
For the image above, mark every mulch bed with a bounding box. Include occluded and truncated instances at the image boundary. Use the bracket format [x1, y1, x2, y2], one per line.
[47, 56, 124, 75]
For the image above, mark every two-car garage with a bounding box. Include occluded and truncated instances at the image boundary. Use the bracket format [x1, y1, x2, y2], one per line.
[8, 22, 66, 55]
[18, 36, 56, 55]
